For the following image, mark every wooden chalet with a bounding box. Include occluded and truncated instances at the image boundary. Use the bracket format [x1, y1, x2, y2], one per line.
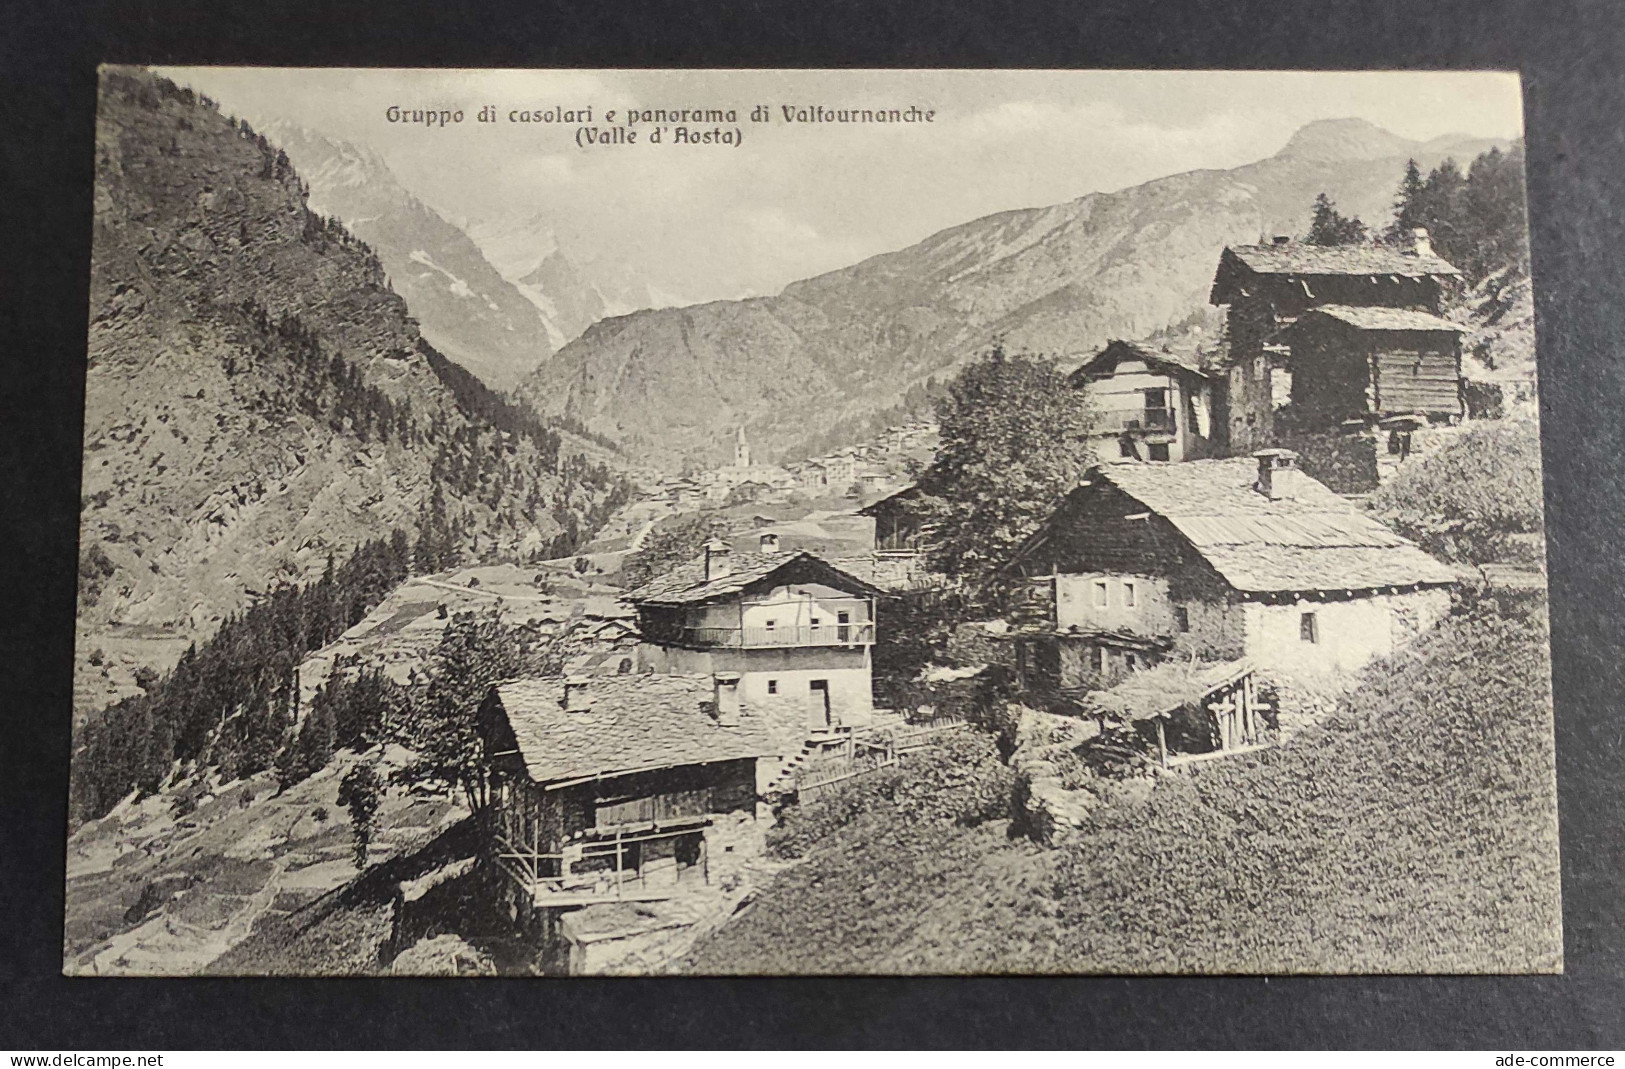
[1208, 229, 1462, 451]
[1004, 450, 1458, 711]
[1068, 339, 1221, 463]
[859, 483, 933, 552]
[479, 672, 775, 928]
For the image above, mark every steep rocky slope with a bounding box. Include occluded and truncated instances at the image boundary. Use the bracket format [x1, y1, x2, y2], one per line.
[264, 126, 553, 389]
[521, 119, 1506, 471]
[465, 212, 672, 341]
[77, 69, 627, 668]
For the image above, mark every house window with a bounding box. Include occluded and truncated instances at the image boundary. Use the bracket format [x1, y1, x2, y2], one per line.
[1092, 647, 1105, 672]
[764, 619, 776, 630]
[1123, 580, 1137, 608]
[1147, 442, 1170, 462]
[767, 679, 778, 695]
[1125, 652, 1138, 670]
[1175, 606, 1190, 632]
[1300, 611, 1320, 644]
[1093, 580, 1108, 608]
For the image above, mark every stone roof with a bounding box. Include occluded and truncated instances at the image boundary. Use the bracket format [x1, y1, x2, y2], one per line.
[857, 482, 923, 516]
[1221, 242, 1461, 279]
[624, 550, 885, 606]
[1089, 458, 1459, 593]
[1071, 339, 1215, 383]
[1297, 304, 1467, 333]
[490, 675, 776, 785]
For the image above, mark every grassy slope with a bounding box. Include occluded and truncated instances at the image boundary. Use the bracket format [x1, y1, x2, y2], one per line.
[684, 602, 1561, 974]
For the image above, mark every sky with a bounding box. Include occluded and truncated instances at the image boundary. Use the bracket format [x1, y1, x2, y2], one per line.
[159, 68, 1524, 304]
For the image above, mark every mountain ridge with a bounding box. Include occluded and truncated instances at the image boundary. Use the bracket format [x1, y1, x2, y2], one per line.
[264, 124, 560, 389]
[519, 120, 1510, 471]
[77, 68, 630, 709]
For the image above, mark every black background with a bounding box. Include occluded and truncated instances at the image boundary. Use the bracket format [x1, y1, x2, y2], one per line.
[3, 0, 1623, 1049]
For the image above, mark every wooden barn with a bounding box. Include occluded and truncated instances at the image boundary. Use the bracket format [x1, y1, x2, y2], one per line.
[860, 483, 933, 552]
[1208, 229, 1461, 450]
[1003, 449, 1458, 700]
[1279, 304, 1467, 426]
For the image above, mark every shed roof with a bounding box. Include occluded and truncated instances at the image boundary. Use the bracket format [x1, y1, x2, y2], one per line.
[1085, 658, 1254, 721]
[489, 675, 775, 786]
[1296, 304, 1467, 334]
[1072, 459, 1458, 593]
[624, 550, 886, 606]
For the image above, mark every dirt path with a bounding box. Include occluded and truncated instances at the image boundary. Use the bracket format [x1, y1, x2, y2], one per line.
[628, 518, 659, 552]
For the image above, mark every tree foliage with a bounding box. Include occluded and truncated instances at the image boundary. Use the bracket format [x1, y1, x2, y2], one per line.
[1370, 417, 1545, 564]
[70, 531, 414, 823]
[389, 609, 558, 814]
[917, 344, 1096, 585]
[337, 762, 381, 869]
[1388, 147, 1529, 283]
[1305, 192, 1368, 245]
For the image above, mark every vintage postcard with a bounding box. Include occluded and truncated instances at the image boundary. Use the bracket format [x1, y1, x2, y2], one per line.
[66, 66, 1555, 976]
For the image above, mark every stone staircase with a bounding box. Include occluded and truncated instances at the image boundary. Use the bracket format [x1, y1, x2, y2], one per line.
[762, 740, 822, 797]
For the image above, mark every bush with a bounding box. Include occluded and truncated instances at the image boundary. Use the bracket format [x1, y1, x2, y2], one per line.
[1371, 417, 1544, 564]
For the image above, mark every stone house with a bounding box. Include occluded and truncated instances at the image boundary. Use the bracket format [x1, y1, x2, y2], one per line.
[624, 539, 887, 755]
[1003, 450, 1458, 694]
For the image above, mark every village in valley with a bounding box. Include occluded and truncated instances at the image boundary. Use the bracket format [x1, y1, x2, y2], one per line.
[65, 68, 1556, 977]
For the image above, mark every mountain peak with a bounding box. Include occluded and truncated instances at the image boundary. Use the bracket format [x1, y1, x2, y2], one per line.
[1274, 118, 1415, 163]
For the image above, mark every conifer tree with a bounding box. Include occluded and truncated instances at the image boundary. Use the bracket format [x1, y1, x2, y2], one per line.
[1386, 158, 1428, 242]
[1306, 193, 1368, 246]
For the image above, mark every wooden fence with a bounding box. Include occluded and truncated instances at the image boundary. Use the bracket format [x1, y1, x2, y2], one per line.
[794, 713, 968, 799]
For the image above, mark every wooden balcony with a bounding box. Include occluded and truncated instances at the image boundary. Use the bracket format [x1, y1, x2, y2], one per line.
[495, 819, 711, 909]
[674, 621, 875, 649]
[1098, 407, 1176, 434]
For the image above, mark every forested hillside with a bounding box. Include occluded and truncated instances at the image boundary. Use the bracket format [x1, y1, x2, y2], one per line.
[73, 68, 634, 809]
[79, 68, 629, 645]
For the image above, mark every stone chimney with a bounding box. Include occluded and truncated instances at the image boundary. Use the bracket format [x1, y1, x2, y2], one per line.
[702, 536, 732, 582]
[759, 531, 781, 555]
[1407, 227, 1434, 259]
[1272, 234, 1292, 246]
[1254, 448, 1303, 502]
[712, 672, 741, 727]
[562, 674, 593, 712]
